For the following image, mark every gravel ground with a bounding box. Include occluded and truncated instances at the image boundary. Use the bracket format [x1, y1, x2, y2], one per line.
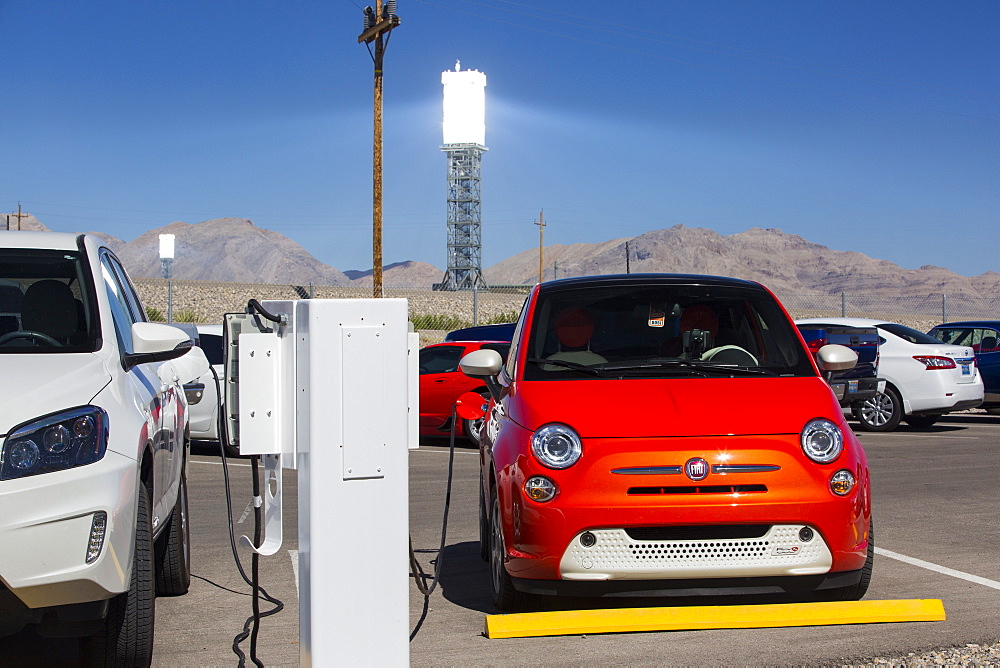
[851, 641, 1000, 666]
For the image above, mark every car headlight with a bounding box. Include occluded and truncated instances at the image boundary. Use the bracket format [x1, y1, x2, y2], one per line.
[531, 423, 582, 469]
[800, 418, 843, 464]
[1, 406, 108, 480]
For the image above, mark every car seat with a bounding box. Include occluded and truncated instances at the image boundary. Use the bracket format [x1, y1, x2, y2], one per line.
[544, 307, 607, 368]
[20, 280, 79, 344]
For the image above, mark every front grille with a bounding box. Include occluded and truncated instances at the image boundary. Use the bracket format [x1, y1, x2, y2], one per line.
[626, 525, 771, 541]
[628, 484, 767, 495]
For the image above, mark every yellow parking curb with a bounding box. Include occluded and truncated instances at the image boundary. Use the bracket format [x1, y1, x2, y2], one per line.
[484, 599, 945, 639]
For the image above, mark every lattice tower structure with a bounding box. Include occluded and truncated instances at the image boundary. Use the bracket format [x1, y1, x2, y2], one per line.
[439, 142, 488, 290]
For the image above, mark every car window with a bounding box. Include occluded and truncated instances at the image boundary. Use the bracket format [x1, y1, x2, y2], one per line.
[931, 327, 1000, 352]
[419, 346, 465, 374]
[482, 342, 511, 362]
[101, 254, 137, 354]
[879, 322, 945, 345]
[0, 248, 99, 353]
[522, 283, 813, 380]
[199, 333, 225, 365]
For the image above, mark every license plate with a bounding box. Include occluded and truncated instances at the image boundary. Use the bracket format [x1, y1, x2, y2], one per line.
[961, 364, 971, 375]
[848, 380, 859, 393]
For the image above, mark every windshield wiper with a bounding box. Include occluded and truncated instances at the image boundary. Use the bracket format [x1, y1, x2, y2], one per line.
[600, 360, 776, 377]
[526, 357, 602, 375]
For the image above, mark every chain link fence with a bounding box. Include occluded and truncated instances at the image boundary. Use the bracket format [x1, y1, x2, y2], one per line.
[133, 278, 999, 344]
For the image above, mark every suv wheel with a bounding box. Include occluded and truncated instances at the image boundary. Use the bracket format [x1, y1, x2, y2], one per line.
[853, 387, 903, 432]
[155, 470, 191, 595]
[80, 482, 155, 667]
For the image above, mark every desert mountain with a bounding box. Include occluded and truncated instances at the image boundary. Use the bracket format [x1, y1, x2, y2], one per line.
[484, 224, 1000, 300]
[6, 213, 998, 298]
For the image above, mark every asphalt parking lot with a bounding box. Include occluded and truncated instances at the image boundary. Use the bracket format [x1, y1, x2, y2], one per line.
[5, 413, 1000, 666]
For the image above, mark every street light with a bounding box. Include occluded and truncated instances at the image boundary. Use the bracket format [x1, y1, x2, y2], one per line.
[159, 234, 175, 323]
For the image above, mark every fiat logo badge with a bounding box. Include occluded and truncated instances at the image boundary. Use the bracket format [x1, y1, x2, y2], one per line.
[685, 457, 709, 481]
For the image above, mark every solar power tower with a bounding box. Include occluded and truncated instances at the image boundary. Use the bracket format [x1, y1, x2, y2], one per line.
[437, 62, 488, 291]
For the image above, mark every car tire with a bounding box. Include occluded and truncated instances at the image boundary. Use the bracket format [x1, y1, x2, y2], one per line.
[462, 392, 489, 447]
[490, 491, 530, 612]
[853, 386, 903, 432]
[479, 482, 490, 562]
[80, 482, 155, 667]
[821, 520, 874, 601]
[904, 415, 939, 429]
[155, 469, 191, 596]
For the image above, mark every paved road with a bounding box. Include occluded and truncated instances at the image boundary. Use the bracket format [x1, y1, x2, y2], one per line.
[5, 414, 999, 665]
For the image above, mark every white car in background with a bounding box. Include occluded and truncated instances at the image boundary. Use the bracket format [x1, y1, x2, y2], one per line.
[796, 318, 983, 431]
[0, 232, 209, 663]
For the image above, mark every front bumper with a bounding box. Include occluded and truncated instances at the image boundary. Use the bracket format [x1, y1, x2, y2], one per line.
[0, 450, 137, 610]
[495, 433, 870, 584]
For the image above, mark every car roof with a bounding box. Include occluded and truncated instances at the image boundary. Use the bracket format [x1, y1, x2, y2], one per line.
[794, 317, 888, 327]
[0, 231, 89, 251]
[930, 321, 1000, 328]
[540, 273, 764, 291]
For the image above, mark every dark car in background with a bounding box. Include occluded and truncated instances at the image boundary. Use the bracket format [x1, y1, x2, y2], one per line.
[928, 321, 1000, 413]
[796, 322, 883, 409]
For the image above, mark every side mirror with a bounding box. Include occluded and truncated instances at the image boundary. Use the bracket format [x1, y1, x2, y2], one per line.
[816, 344, 858, 372]
[460, 349, 504, 378]
[124, 322, 195, 370]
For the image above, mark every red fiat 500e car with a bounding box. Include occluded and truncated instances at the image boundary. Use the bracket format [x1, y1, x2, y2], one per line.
[460, 274, 873, 611]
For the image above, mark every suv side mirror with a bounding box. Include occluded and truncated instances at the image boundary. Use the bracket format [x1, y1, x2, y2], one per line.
[816, 344, 858, 372]
[460, 349, 504, 378]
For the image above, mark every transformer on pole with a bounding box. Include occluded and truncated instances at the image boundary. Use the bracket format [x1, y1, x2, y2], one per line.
[437, 62, 488, 291]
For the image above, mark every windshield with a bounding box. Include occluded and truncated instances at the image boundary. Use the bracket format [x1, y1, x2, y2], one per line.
[522, 282, 813, 380]
[0, 249, 99, 353]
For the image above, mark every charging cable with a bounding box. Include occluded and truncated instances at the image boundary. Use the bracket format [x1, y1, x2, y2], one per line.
[408, 405, 459, 640]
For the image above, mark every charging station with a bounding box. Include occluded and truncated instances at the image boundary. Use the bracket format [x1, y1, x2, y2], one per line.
[225, 298, 414, 666]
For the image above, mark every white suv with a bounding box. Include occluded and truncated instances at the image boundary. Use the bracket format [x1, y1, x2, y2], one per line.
[0, 232, 208, 664]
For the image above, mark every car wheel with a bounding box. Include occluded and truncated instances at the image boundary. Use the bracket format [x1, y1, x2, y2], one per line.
[479, 482, 490, 562]
[821, 520, 874, 601]
[462, 392, 489, 447]
[904, 415, 939, 429]
[155, 469, 191, 596]
[80, 482, 155, 667]
[853, 387, 903, 432]
[490, 491, 529, 612]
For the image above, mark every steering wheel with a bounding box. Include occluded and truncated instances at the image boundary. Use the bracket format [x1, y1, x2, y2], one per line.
[0, 330, 63, 347]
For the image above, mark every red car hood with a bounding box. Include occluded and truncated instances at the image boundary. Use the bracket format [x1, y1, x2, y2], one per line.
[506, 377, 841, 438]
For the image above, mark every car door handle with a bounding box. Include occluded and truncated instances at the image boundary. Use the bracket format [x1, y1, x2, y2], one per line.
[435, 379, 447, 383]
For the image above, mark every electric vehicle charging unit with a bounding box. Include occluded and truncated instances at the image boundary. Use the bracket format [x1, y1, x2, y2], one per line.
[225, 298, 413, 666]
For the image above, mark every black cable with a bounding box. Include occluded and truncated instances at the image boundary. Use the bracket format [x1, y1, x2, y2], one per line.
[408, 405, 459, 640]
[209, 361, 284, 666]
[246, 299, 283, 324]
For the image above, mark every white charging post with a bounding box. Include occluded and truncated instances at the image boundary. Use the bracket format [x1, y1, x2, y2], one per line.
[233, 298, 412, 666]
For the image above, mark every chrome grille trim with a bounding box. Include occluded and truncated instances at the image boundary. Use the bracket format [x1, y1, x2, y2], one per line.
[712, 464, 780, 473]
[611, 466, 682, 475]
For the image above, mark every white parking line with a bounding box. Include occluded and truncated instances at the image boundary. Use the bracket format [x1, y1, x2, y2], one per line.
[875, 547, 1000, 590]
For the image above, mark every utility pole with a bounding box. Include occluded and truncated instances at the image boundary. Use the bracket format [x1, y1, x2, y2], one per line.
[535, 210, 545, 283]
[358, 1, 400, 298]
[12, 203, 29, 231]
[625, 240, 630, 274]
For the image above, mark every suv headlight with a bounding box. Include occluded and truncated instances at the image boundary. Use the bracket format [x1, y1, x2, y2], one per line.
[2, 406, 109, 480]
[531, 423, 582, 469]
[800, 418, 843, 464]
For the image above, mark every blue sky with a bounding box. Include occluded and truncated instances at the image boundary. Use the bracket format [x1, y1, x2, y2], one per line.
[2, 1, 997, 277]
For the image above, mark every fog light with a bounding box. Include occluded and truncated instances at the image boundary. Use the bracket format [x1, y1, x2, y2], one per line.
[86, 512, 107, 563]
[524, 476, 557, 502]
[799, 526, 814, 542]
[580, 531, 597, 548]
[830, 469, 856, 496]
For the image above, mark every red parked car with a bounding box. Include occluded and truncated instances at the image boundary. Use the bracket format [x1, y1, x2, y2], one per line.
[419, 340, 510, 444]
[461, 274, 872, 611]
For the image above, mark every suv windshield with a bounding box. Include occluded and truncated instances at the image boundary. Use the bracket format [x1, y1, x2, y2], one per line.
[0, 249, 99, 353]
[522, 282, 813, 380]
